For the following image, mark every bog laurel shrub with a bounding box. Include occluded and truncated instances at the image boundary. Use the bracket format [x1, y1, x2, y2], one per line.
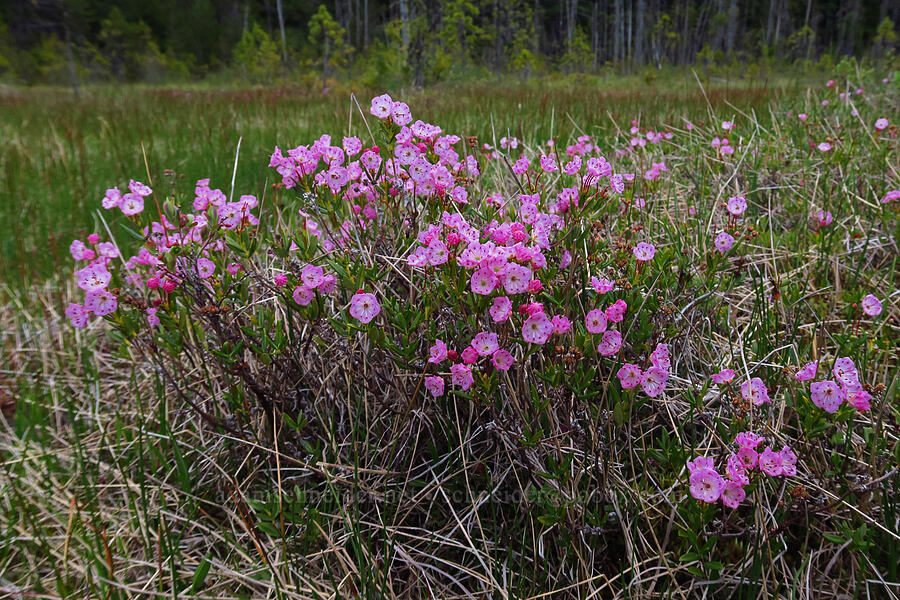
[62, 79, 898, 588]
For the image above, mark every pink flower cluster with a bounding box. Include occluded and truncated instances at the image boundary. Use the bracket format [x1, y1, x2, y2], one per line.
[797, 357, 872, 413]
[688, 432, 797, 508]
[101, 180, 152, 216]
[616, 343, 671, 397]
[424, 331, 517, 397]
[67, 234, 120, 327]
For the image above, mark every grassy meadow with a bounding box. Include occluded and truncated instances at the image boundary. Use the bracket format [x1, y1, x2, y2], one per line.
[1, 69, 898, 599]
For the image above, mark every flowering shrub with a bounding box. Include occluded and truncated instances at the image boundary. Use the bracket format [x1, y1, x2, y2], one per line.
[62, 77, 898, 592]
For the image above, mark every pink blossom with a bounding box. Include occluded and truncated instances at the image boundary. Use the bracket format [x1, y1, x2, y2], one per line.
[817, 142, 832, 152]
[875, 118, 889, 131]
[740, 377, 770, 406]
[471, 268, 499, 296]
[551, 315, 571, 334]
[861, 294, 882, 316]
[66, 303, 89, 328]
[490, 296, 512, 322]
[605, 300, 627, 323]
[726, 196, 747, 217]
[146, 307, 160, 327]
[429, 340, 448, 363]
[299, 264, 324, 288]
[119, 193, 144, 215]
[687, 456, 716, 473]
[349, 292, 381, 324]
[847, 389, 872, 411]
[735, 447, 759, 471]
[711, 369, 735, 385]
[503, 264, 532, 295]
[76, 264, 111, 292]
[491, 349, 515, 371]
[85, 290, 117, 316]
[391, 101, 412, 126]
[102, 187, 122, 209]
[196, 258, 215, 279]
[780, 446, 798, 476]
[128, 180, 152, 196]
[734, 431, 764, 449]
[617, 363, 643, 389]
[810, 380, 844, 413]
[795, 361, 818, 381]
[226, 263, 241, 275]
[758, 447, 783, 476]
[720, 481, 746, 508]
[689, 468, 725, 503]
[274, 273, 288, 286]
[591, 277, 615, 294]
[370, 94, 393, 118]
[522, 313, 553, 344]
[817, 210, 832, 226]
[472, 332, 499, 356]
[450, 363, 474, 390]
[293, 285, 315, 306]
[598, 330, 623, 356]
[461, 347, 479, 364]
[424, 376, 444, 397]
[714, 232, 735, 253]
[650, 343, 671, 371]
[633, 242, 656, 262]
[640, 366, 668, 397]
[585, 309, 608, 334]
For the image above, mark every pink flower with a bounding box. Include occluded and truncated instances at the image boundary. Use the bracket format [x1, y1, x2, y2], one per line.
[734, 431, 764, 449]
[640, 366, 668, 397]
[424, 376, 444, 397]
[633, 242, 656, 262]
[69, 240, 87, 260]
[527, 279, 543, 294]
[726, 196, 747, 217]
[727, 454, 750, 485]
[817, 142, 832, 152]
[146, 307, 160, 327]
[227, 263, 241, 275]
[591, 277, 614, 294]
[539, 154, 558, 173]
[551, 315, 571, 334]
[617, 363, 643, 389]
[522, 313, 553, 345]
[128, 180, 152, 196]
[195, 258, 215, 279]
[429, 340, 448, 363]
[810, 380, 844, 413]
[66, 303, 89, 328]
[76, 264, 111, 292]
[832, 357, 858, 384]
[491, 349, 515, 371]
[720, 481, 746, 509]
[795, 361, 818, 381]
[343, 136, 362, 156]
[301, 264, 324, 288]
[735, 447, 759, 471]
[817, 210, 832, 226]
[780, 446, 798, 476]
[102, 187, 121, 209]
[605, 299, 627, 323]
[472, 332, 499, 356]
[85, 290, 117, 316]
[274, 273, 288, 286]
[711, 369, 735, 385]
[650, 343, 671, 371]
[450, 363, 474, 390]
[490, 296, 512, 322]
[597, 330, 623, 356]
[861, 294, 882, 316]
[847, 389, 872, 411]
[349, 292, 381, 324]
[740, 377, 770, 406]
[470, 268, 499, 296]
[391, 101, 412, 126]
[585, 309, 608, 334]
[293, 285, 315, 306]
[370, 94, 393, 118]
[461, 347, 479, 364]
[798, 113, 808, 121]
[503, 264, 532, 295]
[722, 120, 734, 130]
[875, 118, 889, 131]
[689, 468, 725, 503]
[714, 232, 735, 253]
[119, 193, 144, 215]
[687, 456, 716, 473]
[758, 447, 783, 476]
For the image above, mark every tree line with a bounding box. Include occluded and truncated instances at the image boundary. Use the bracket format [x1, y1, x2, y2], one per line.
[0, 0, 897, 86]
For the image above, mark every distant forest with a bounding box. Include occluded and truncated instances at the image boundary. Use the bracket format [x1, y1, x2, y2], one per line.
[0, 0, 897, 86]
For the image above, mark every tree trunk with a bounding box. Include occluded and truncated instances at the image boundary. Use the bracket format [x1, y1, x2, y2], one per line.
[275, 0, 287, 63]
[399, 0, 410, 48]
[635, 0, 644, 65]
